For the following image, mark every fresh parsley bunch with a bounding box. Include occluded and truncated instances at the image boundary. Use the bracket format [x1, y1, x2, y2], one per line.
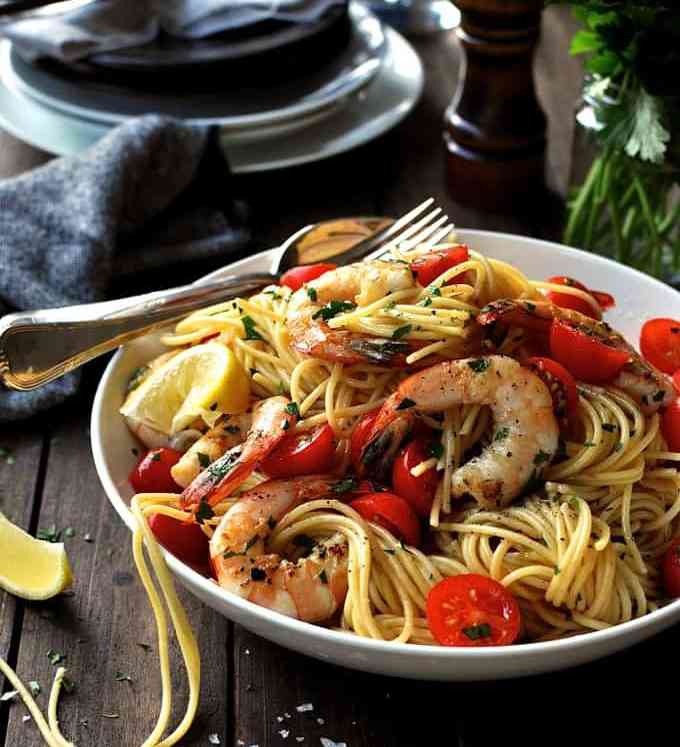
[549, 1, 680, 277]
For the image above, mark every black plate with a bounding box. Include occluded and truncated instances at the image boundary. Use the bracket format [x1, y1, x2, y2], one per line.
[15, 3, 351, 88]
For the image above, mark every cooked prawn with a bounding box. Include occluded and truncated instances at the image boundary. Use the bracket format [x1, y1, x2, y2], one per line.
[181, 396, 295, 512]
[358, 355, 559, 509]
[286, 260, 419, 365]
[210, 475, 349, 622]
[477, 299, 674, 413]
[171, 413, 252, 488]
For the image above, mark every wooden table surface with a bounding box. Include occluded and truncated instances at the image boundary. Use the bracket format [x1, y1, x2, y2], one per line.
[0, 8, 676, 746]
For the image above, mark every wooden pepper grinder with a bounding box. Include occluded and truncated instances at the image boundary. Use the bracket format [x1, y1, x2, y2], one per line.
[444, 0, 547, 212]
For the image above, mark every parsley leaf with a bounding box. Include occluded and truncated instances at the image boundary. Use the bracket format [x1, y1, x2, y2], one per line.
[396, 398, 416, 411]
[311, 300, 356, 321]
[392, 324, 412, 340]
[285, 402, 300, 419]
[195, 501, 215, 525]
[534, 450, 551, 466]
[467, 359, 490, 373]
[494, 427, 510, 443]
[462, 623, 492, 641]
[242, 315, 264, 341]
[332, 478, 358, 494]
[306, 286, 317, 302]
[197, 452, 211, 469]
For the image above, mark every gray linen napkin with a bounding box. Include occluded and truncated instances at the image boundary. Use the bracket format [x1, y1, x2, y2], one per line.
[0, 114, 250, 422]
[1, 0, 344, 63]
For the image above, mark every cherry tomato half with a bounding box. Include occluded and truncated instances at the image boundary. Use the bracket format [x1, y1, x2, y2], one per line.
[350, 409, 381, 471]
[260, 424, 335, 478]
[661, 398, 680, 452]
[640, 318, 680, 375]
[129, 448, 183, 493]
[526, 356, 579, 421]
[391, 437, 439, 517]
[350, 492, 421, 547]
[149, 513, 211, 576]
[545, 276, 614, 319]
[549, 319, 630, 384]
[662, 536, 680, 598]
[411, 245, 470, 287]
[426, 574, 521, 647]
[280, 263, 336, 292]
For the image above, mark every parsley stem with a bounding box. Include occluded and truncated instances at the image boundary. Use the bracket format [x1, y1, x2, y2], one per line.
[634, 174, 662, 277]
[565, 155, 602, 246]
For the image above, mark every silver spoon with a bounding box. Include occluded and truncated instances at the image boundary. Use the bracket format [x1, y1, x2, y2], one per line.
[0, 198, 449, 391]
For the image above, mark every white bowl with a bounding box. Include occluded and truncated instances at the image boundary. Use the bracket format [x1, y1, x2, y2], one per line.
[91, 229, 680, 681]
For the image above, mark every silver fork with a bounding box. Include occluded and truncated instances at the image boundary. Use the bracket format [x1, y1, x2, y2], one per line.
[0, 198, 452, 391]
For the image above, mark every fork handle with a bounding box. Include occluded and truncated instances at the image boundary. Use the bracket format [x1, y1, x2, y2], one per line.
[0, 272, 274, 391]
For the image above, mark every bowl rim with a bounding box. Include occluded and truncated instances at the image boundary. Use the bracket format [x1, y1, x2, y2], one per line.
[91, 227, 680, 661]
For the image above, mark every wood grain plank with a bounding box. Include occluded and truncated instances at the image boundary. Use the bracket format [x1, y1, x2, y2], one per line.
[0, 424, 46, 746]
[2, 401, 230, 746]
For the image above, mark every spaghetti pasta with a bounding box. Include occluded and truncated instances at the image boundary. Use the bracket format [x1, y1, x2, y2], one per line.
[122, 241, 680, 651]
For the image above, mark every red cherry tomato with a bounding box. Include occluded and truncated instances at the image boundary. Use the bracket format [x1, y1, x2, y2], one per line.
[426, 574, 521, 647]
[129, 448, 183, 493]
[350, 492, 421, 547]
[280, 263, 336, 292]
[545, 276, 614, 319]
[549, 319, 630, 384]
[391, 437, 439, 517]
[260, 424, 335, 478]
[640, 318, 680, 375]
[661, 398, 680, 452]
[350, 409, 381, 471]
[526, 356, 579, 421]
[411, 245, 470, 287]
[662, 537, 680, 598]
[149, 513, 211, 575]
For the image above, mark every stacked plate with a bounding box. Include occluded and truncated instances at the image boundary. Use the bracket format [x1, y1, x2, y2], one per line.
[0, 2, 424, 172]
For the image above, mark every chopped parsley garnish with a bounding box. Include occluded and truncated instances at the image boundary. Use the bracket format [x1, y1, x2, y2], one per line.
[583, 441, 596, 447]
[653, 389, 666, 402]
[462, 623, 492, 641]
[467, 359, 490, 373]
[61, 677, 75, 694]
[396, 398, 416, 411]
[602, 423, 617, 432]
[242, 315, 264, 341]
[494, 427, 510, 443]
[392, 324, 412, 340]
[311, 300, 356, 321]
[37, 526, 61, 543]
[150, 452, 161, 462]
[383, 548, 396, 555]
[285, 402, 300, 419]
[533, 450, 551, 466]
[208, 452, 238, 482]
[264, 290, 281, 300]
[126, 365, 149, 393]
[430, 286, 442, 297]
[428, 442, 444, 460]
[244, 535, 259, 552]
[331, 478, 358, 494]
[318, 570, 328, 584]
[197, 452, 211, 468]
[554, 566, 561, 576]
[195, 500, 215, 525]
[306, 286, 317, 302]
[250, 568, 267, 582]
[421, 297, 432, 307]
[47, 649, 65, 666]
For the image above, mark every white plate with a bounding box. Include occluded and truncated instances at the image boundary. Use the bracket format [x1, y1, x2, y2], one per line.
[0, 22, 422, 171]
[91, 229, 680, 681]
[1, 3, 384, 130]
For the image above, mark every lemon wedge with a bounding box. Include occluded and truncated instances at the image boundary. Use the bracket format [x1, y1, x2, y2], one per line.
[0, 512, 73, 600]
[120, 342, 250, 435]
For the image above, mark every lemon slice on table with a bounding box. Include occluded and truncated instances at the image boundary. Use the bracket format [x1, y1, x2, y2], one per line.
[0, 513, 73, 600]
[120, 342, 250, 435]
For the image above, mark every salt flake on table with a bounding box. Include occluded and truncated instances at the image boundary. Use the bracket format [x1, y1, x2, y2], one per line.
[296, 703, 314, 712]
[320, 739, 347, 747]
[279, 729, 290, 739]
[22, 716, 31, 723]
[208, 734, 220, 745]
[0, 690, 18, 702]
[277, 716, 284, 723]
[295, 739, 305, 743]
[316, 718, 325, 725]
